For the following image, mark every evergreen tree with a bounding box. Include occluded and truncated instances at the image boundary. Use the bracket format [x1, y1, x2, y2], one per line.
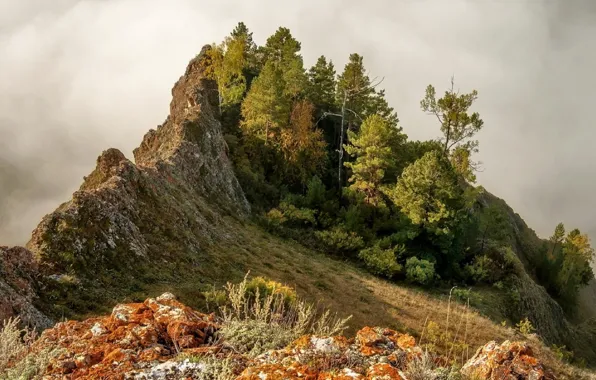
[366, 89, 399, 129]
[420, 78, 484, 183]
[344, 115, 404, 205]
[337, 53, 373, 131]
[262, 27, 307, 98]
[230, 22, 259, 75]
[307, 55, 337, 112]
[241, 61, 287, 144]
[420, 77, 484, 155]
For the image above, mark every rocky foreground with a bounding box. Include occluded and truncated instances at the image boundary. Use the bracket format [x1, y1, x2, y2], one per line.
[17, 293, 554, 380]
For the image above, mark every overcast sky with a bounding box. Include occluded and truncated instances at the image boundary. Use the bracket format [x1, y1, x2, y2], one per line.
[1, 0, 596, 246]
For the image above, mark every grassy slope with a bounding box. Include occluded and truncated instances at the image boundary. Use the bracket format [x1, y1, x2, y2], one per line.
[65, 213, 595, 378]
[118, 218, 511, 353]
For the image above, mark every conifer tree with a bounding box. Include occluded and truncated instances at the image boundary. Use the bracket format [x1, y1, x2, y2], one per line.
[420, 77, 484, 182]
[307, 56, 337, 112]
[344, 115, 404, 205]
[241, 27, 307, 145]
[420, 77, 484, 156]
[240, 61, 287, 144]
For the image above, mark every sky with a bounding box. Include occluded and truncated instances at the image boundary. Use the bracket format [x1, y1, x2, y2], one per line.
[1, 0, 596, 247]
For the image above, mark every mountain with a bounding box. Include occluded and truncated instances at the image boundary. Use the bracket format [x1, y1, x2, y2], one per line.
[1, 45, 595, 379]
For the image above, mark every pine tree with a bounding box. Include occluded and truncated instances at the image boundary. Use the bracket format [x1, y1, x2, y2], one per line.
[344, 115, 404, 205]
[241, 61, 287, 144]
[262, 27, 307, 98]
[230, 22, 259, 75]
[337, 53, 373, 131]
[366, 89, 399, 129]
[307, 55, 337, 112]
[241, 27, 308, 145]
[420, 77, 484, 156]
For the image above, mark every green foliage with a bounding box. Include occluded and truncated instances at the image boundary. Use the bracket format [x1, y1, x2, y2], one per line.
[535, 223, 595, 307]
[315, 226, 365, 255]
[420, 78, 484, 157]
[201, 36, 247, 110]
[307, 56, 337, 111]
[476, 203, 510, 252]
[344, 115, 406, 205]
[241, 61, 288, 143]
[386, 151, 464, 243]
[305, 176, 326, 209]
[267, 202, 317, 228]
[405, 257, 436, 286]
[516, 317, 535, 335]
[551, 344, 574, 364]
[358, 244, 403, 278]
[262, 27, 307, 98]
[220, 275, 350, 357]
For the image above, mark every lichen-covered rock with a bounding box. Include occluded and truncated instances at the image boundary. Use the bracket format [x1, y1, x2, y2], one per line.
[0, 246, 52, 329]
[32, 293, 218, 379]
[237, 327, 418, 379]
[461, 340, 555, 380]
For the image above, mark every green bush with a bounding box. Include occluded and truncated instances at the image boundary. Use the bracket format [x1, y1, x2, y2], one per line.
[516, 317, 535, 335]
[358, 245, 403, 278]
[305, 176, 326, 208]
[278, 202, 317, 227]
[405, 257, 436, 286]
[220, 275, 351, 357]
[315, 226, 365, 255]
[464, 255, 494, 283]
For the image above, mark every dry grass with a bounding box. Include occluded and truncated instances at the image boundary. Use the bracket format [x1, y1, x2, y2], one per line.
[114, 218, 595, 377]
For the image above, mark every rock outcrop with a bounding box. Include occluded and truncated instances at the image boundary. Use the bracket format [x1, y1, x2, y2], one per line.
[32, 293, 218, 379]
[0, 246, 52, 329]
[20, 294, 554, 380]
[462, 340, 555, 380]
[0, 46, 251, 319]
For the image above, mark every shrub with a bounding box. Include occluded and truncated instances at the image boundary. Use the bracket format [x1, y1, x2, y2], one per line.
[278, 202, 317, 227]
[358, 245, 403, 278]
[219, 274, 351, 357]
[551, 344, 574, 364]
[516, 317, 535, 336]
[464, 255, 494, 283]
[0, 317, 29, 375]
[244, 276, 298, 306]
[0, 317, 63, 379]
[305, 176, 326, 209]
[315, 226, 364, 255]
[406, 257, 436, 285]
[264, 208, 286, 230]
[175, 355, 235, 380]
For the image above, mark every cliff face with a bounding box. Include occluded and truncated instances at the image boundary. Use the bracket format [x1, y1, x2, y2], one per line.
[2, 46, 249, 319]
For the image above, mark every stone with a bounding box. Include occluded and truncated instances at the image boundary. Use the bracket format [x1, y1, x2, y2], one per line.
[461, 340, 555, 380]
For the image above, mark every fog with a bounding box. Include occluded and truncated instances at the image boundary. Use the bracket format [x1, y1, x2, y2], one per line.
[2, 0, 596, 248]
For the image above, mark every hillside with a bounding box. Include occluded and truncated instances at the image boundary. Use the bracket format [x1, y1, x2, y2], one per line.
[1, 34, 596, 378]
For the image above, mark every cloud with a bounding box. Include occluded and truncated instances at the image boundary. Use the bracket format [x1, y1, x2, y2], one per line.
[1, 0, 594, 247]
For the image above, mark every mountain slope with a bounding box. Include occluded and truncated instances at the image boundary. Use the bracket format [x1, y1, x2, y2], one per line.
[0, 46, 594, 373]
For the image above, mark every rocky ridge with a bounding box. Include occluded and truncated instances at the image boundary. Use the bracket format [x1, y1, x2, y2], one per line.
[23, 293, 554, 380]
[0, 46, 250, 323]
